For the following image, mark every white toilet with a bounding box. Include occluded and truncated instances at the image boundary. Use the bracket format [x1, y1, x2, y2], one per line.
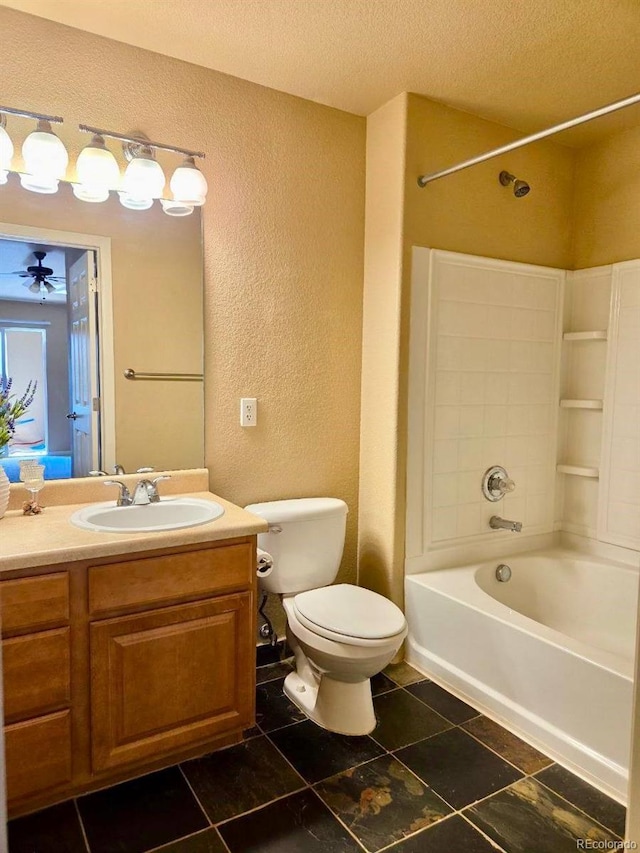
[245, 497, 407, 736]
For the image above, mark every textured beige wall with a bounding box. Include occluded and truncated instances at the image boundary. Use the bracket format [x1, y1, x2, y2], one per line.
[359, 93, 575, 606]
[0, 8, 365, 599]
[358, 94, 408, 604]
[572, 125, 640, 269]
[404, 94, 575, 268]
[0, 177, 203, 472]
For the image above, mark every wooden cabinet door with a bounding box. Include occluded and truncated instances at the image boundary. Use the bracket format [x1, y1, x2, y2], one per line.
[91, 593, 253, 773]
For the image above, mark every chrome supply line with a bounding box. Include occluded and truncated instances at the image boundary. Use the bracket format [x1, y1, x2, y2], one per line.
[417, 91, 640, 187]
[0, 105, 64, 124]
[124, 368, 203, 382]
[78, 124, 205, 159]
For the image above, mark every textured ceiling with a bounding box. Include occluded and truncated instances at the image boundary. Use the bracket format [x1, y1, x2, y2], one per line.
[2, 0, 640, 142]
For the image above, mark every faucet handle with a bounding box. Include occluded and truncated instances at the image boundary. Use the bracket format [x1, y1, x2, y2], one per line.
[498, 477, 516, 495]
[148, 475, 171, 502]
[103, 480, 131, 506]
[151, 475, 171, 487]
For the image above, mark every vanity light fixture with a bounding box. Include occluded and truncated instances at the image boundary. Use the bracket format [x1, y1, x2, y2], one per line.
[0, 109, 207, 216]
[73, 134, 120, 203]
[21, 118, 69, 195]
[78, 124, 206, 216]
[119, 139, 166, 210]
[0, 115, 14, 185]
[169, 156, 208, 207]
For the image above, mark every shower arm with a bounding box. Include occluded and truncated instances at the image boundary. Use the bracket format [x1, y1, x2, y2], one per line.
[417, 91, 640, 188]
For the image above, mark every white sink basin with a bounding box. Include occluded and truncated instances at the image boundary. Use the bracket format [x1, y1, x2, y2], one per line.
[70, 497, 224, 533]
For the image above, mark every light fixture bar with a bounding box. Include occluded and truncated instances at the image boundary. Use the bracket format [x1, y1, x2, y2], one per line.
[0, 104, 64, 124]
[417, 90, 640, 187]
[78, 124, 205, 159]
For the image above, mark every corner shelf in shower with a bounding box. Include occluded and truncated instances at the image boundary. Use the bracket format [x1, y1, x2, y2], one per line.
[556, 464, 600, 478]
[562, 330, 608, 341]
[559, 399, 603, 410]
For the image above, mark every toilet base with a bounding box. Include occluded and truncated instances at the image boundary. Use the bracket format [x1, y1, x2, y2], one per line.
[283, 670, 376, 736]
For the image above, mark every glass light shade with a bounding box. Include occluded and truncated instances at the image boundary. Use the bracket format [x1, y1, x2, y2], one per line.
[21, 120, 68, 194]
[118, 191, 153, 211]
[169, 157, 207, 206]
[121, 154, 165, 202]
[73, 135, 120, 203]
[0, 124, 14, 172]
[73, 184, 110, 203]
[161, 198, 194, 217]
[20, 173, 59, 194]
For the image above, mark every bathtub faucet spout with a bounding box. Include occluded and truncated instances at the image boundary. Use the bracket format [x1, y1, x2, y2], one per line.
[489, 516, 523, 533]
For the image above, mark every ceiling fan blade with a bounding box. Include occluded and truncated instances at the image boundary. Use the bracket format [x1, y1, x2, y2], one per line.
[46, 276, 66, 282]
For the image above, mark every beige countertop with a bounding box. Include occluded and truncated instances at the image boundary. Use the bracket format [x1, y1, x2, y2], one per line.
[0, 491, 268, 573]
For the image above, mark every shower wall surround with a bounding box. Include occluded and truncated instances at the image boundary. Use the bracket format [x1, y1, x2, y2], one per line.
[599, 262, 640, 551]
[406, 249, 563, 557]
[407, 247, 640, 566]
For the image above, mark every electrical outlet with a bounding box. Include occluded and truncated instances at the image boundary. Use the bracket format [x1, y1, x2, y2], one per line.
[240, 397, 257, 427]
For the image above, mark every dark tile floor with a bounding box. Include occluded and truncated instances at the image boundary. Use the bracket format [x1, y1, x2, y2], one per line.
[8, 661, 627, 853]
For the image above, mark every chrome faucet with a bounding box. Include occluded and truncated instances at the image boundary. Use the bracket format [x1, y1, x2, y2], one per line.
[131, 475, 171, 505]
[490, 516, 523, 533]
[90, 465, 154, 477]
[105, 475, 171, 507]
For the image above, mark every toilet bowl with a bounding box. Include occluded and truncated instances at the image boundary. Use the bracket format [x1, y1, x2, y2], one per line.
[245, 498, 407, 736]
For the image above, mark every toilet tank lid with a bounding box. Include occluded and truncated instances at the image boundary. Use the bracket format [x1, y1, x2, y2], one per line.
[244, 497, 348, 523]
[293, 583, 406, 640]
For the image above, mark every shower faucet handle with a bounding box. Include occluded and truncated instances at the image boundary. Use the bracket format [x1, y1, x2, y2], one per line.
[496, 476, 515, 494]
[482, 466, 516, 502]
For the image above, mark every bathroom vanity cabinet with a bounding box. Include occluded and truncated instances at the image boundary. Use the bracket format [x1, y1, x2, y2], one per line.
[0, 536, 256, 816]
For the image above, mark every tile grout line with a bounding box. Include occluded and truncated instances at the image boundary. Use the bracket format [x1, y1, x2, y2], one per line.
[455, 720, 543, 777]
[527, 774, 625, 840]
[177, 764, 214, 827]
[305, 788, 373, 853]
[264, 728, 387, 790]
[212, 784, 309, 829]
[457, 811, 510, 853]
[72, 798, 92, 853]
[144, 826, 230, 853]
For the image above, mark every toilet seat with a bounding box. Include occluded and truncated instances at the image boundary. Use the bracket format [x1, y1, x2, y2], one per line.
[292, 583, 406, 646]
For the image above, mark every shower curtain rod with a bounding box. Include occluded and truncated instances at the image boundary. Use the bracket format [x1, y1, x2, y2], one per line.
[417, 91, 640, 187]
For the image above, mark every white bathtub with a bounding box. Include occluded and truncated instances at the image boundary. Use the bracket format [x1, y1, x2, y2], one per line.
[405, 548, 639, 802]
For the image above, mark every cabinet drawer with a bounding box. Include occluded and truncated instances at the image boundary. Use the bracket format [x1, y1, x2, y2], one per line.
[3, 628, 71, 723]
[5, 710, 72, 803]
[88, 543, 254, 616]
[0, 573, 69, 636]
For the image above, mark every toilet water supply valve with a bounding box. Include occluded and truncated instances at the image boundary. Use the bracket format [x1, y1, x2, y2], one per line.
[256, 548, 277, 645]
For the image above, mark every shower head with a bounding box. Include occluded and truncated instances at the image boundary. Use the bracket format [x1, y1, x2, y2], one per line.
[499, 170, 530, 197]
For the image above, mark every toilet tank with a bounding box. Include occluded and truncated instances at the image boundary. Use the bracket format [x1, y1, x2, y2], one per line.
[244, 498, 348, 595]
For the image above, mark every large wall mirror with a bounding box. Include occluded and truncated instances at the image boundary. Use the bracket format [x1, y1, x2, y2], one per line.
[0, 176, 203, 481]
